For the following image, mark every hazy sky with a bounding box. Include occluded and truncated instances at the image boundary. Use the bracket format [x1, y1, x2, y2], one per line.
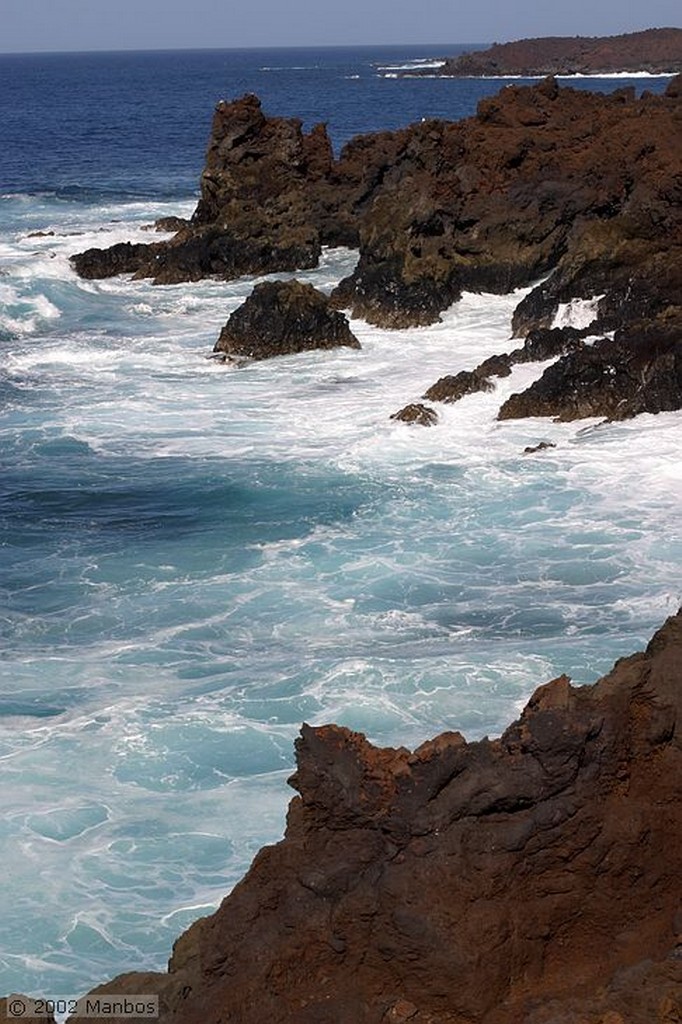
[2, 0, 680, 53]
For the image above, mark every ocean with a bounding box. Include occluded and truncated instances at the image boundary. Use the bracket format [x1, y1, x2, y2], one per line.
[0, 46, 679, 1003]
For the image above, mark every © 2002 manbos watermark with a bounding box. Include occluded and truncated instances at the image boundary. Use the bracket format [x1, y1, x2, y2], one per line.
[5, 994, 159, 1019]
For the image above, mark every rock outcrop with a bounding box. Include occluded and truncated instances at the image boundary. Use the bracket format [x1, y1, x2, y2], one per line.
[390, 403, 439, 426]
[71, 610, 682, 1024]
[429, 27, 682, 77]
[213, 279, 360, 361]
[70, 75, 682, 421]
[499, 317, 682, 421]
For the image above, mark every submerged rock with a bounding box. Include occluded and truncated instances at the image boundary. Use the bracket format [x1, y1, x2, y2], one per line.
[213, 279, 360, 361]
[523, 441, 557, 454]
[70, 610, 682, 1023]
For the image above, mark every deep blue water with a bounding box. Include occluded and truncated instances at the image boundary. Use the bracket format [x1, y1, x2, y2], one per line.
[0, 47, 679, 1004]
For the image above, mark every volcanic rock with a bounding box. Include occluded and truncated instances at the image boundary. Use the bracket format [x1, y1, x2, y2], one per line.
[333, 74, 682, 329]
[213, 279, 360, 361]
[151, 216, 190, 233]
[70, 241, 161, 280]
[390, 403, 439, 426]
[71, 77, 682, 351]
[422, 368, 495, 403]
[430, 27, 682, 78]
[414, 328, 586, 413]
[498, 317, 682, 421]
[523, 441, 557, 454]
[71, 609, 682, 1023]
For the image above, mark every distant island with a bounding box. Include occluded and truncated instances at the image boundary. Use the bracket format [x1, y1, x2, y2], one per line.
[422, 27, 682, 77]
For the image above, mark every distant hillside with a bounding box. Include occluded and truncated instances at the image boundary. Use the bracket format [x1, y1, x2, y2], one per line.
[434, 27, 682, 77]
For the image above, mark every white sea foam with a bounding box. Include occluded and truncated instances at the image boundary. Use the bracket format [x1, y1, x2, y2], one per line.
[389, 71, 677, 80]
[1, 191, 681, 1004]
[551, 294, 604, 330]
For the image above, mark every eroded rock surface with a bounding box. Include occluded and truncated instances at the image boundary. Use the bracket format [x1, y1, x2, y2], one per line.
[213, 279, 360, 361]
[70, 77, 682, 420]
[74, 610, 682, 1024]
[499, 318, 682, 421]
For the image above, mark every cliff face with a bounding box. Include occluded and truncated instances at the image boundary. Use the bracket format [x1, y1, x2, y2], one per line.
[433, 28, 682, 77]
[71, 76, 682, 422]
[72, 77, 682, 327]
[74, 611, 682, 1024]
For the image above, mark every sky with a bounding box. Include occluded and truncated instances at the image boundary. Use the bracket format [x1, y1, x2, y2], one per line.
[1, 0, 680, 53]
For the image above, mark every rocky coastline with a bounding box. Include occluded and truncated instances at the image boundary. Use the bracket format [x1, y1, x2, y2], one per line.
[54, 63, 682, 1024]
[72, 73, 682, 424]
[44, 610, 681, 1023]
[423, 28, 682, 78]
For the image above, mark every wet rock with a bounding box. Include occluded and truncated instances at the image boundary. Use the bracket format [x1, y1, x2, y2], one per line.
[498, 318, 682, 422]
[70, 240, 160, 280]
[213, 279, 360, 361]
[475, 352, 513, 378]
[71, 79, 682, 357]
[510, 326, 586, 363]
[523, 441, 557, 454]
[390, 403, 438, 426]
[423, 369, 494, 403]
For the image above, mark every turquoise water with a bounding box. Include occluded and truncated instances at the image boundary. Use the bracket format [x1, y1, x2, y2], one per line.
[0, 48, 679, 1001]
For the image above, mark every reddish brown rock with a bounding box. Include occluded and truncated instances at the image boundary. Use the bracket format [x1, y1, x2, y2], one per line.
[74, 610, 682, 1024]
[431, 27, 682, 78]
[71, 79, 682, 351]
[69, 78, 682, 420]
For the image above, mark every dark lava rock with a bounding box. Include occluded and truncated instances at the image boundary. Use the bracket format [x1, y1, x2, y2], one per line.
[523, 441, 557, 454]
[73, 610, 682, 1023]
[390, 403, 438, 426]
[475, 352, 513, 378]
[510, 326, 586, 363]
[499, 318, 682, 421]
[213, 279, 360, 361]
[152, 216, 190, 233]
[70, 241, 160, 280]
[71, 78, 682, 353]
[431, 28, 682, 78]
[423, 369, 494, 403]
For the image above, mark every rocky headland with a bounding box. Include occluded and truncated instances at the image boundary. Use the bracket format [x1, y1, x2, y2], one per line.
[424, 27, 682, 78]
[59, 63, 682, 1024]
[71, 73, 682, 422]
[63, 609, 682, 1023]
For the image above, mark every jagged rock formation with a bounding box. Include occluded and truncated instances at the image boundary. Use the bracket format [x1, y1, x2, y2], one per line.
[70, 610, 682, 1024]
[71, 76, 682, 420]
[428, 28, 682, 78]
[213, 279, 360, 361]
[499, 318, 682, 421]
[398, 326, 585, 415]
